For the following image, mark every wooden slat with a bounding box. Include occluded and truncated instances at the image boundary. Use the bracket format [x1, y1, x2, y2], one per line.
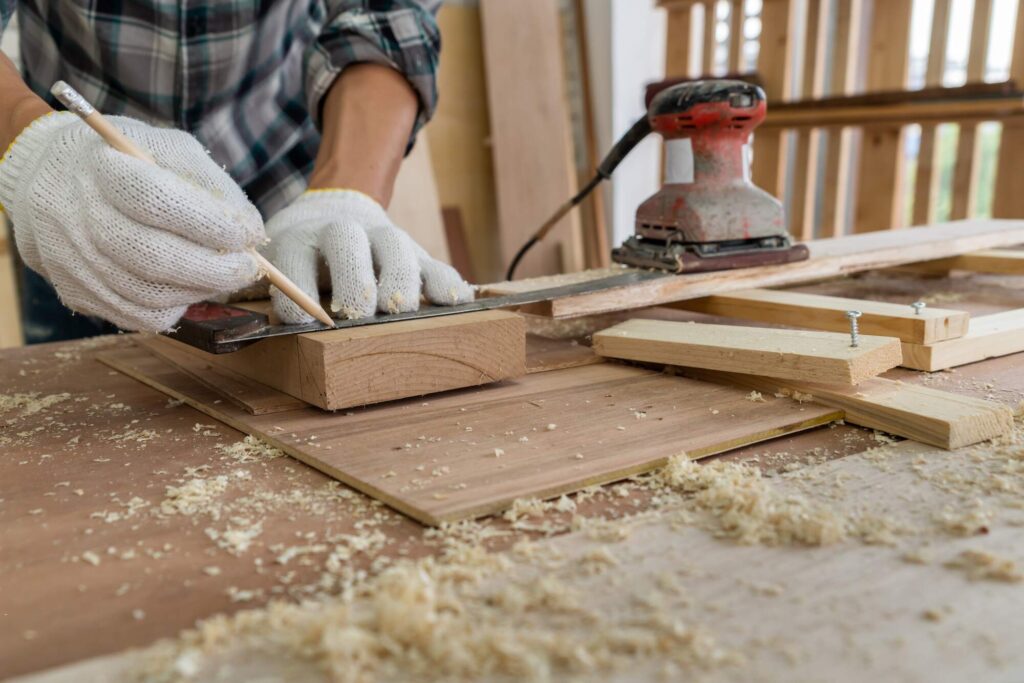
[663, 0, 698, 78]
[673, 288, 970, 344]
[992, 0, 1024, 219]
[481, 0, 584, 278]
[182, 311, 527, 411]
[819, 0, 864, 237]
[99, 348, 841, 525]
[912, 0, 952, 226]
[727, 0, 744, 71]
[950, 0, 994, 220]
[899, 248, 1024, 275]
[485, 219, 1024, 319]
[593, 319, 903, 385]
[788, 0, 829, 240]
[901, 308, 1024, 371]
[751, 0, 798, 198]
[761, 95, 1024, 128]
[0, 211, 23, 348]
[685, 369, 1014, 449]
[853, 0, 913, 232]
[702, 0, 717, 75]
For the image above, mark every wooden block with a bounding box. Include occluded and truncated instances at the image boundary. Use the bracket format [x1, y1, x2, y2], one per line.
[901, 309, 1024, 372]
[191, 311, 527, 411]
[592, 319, 903, 386]
[900, 250, 1024, 276]
[98, 348, 840, 525]
[682, 369, 1013, 450]
[673, 288, 970, 344]
[135, 335, 307, 415]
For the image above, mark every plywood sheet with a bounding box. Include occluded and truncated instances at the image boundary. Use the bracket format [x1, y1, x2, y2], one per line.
[99, 348, 841, 525]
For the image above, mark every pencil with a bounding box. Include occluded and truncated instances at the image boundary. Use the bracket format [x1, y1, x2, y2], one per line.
[50, 80, 336, 329]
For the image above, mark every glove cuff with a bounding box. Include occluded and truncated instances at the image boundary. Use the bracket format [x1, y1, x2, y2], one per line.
[0, 111, 77, 219]
[266, 188, 389, 240]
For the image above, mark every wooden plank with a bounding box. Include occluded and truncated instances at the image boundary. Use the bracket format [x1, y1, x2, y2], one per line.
[727, 0, 744, 71]
[593, 319, 903, 385]
[684, 368, 1014, 449]
[427, 3, 501, 281]
[901, 249, 1024, 275]
[992, 0, 1024, 219]
[788, 0, 828, 240]
[950, 0, 994, 220]
[673, 288, 970, 344]
[481, 0, 584, 278]
[186, 311, 527, 411]
[0, 211, 23, 348]
[901, 309, 1024, 371]
[662, 0, 698, 78]
[440, 206, 476, 282]
[913, 0, 952, 226]
[98, 348, 841, 525]
[853, 0, 912, 232]
[701, 0, 717, 75]
[485, 219, 1024, 319]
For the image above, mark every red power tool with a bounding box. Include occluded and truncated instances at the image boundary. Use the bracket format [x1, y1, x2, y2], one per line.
[506, 79, 808, 279]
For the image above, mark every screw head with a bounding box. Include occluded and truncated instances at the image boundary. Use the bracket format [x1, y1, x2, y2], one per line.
[911, 301, 926, 315]
[846, 310, 862, 319]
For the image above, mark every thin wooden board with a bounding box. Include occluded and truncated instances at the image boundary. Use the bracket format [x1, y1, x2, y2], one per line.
[0, 212, 23, 348]
[672, 288, 970, 344]
[481, 0, 584, 277]
[900, 249, 1024, 276]
[593, 319, 903, 386]
[901, 309, 1024, 372]
[682, 368, 1013, 450]
[485, 220, 1024, 319]
[97, 348, 841, 525]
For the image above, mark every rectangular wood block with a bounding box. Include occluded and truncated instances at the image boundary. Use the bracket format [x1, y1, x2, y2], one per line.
[901, 309, 1024, 371]
[185, 310, 527, 411]
[674, 288, 970, 344]
[593, 319, 904, 386]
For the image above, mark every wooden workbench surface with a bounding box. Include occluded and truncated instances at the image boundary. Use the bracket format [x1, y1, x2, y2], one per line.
[3, 270, 1024, 680]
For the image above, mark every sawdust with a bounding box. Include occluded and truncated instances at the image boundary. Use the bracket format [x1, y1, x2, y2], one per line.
[0, 391, 70, 417]
[944, 549, 1024, 582]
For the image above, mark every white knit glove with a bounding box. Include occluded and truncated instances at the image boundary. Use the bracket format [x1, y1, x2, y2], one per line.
[0, 112, 265, 332]
[264, 190, 473, 323]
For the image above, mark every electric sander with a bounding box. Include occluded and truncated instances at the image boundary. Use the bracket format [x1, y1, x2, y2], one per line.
[506, 79, 809, 280]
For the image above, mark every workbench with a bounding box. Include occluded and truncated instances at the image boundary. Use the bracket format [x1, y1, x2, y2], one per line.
[3, 269, 1024, 682]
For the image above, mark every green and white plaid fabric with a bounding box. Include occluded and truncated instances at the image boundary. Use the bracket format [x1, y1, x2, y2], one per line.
[0, 0, 441, 215]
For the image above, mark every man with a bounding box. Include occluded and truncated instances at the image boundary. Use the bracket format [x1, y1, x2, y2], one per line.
[0, 0, 472, 343]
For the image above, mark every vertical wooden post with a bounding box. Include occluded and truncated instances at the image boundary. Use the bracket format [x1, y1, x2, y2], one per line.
[950, 0, 993, 220]
[702, 1, 718, 75]
[728, 0, 745, 72]
[663, 1, 699, 78]
[852, 0, 912, 232]
[819, 0, 864, 237]
[911, 0, 952, 226]
[787, 0, 831, 240]
[751, 0, 799, 199]
[992, 0, 1024, 218]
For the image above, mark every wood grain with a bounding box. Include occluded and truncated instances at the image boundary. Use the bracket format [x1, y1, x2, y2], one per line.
[481, 0, 584, 278]
[99, 348, 841, 525]
[673, 288, 970, 344]
[683, 368, 1013, 450]
[900, 309, 1024, 372]
[179, 311, 527, 411]
[900, 249, 1024, 276]
[593, 319, 902, 385]
[486, 219, 1024, 319]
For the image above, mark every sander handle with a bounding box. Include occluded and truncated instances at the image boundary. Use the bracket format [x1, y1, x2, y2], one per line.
[505, 115, 652, 281]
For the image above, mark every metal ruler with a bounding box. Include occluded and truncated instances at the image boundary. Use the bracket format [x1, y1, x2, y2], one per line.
[167, 269, 671, 354]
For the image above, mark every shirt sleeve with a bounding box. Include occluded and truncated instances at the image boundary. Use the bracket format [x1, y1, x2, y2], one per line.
[1, 1, 15, 34]
[305, 0, 441, 144]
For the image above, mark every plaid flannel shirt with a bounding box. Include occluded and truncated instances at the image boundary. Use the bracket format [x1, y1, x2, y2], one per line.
[0, 0, 441, 216]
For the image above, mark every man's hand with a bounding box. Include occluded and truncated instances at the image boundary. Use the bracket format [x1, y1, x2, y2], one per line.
[265, 190, 472, 323]
[0, 112, 265, 332]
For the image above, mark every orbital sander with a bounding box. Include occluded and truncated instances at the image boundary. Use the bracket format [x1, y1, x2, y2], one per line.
[506, 79, 808, 280]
